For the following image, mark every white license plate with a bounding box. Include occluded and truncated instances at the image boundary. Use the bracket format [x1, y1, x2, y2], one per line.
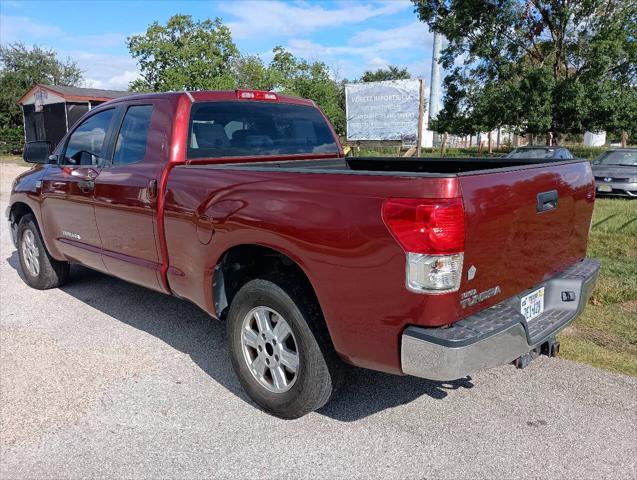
[521, 287, 545, 322]
[597, 184, 612, 192]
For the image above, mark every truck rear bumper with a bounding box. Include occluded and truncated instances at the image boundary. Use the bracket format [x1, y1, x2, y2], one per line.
[401, 258, 600, 381]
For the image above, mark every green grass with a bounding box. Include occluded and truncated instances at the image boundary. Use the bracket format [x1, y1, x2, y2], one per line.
[558, 198, 637, 376]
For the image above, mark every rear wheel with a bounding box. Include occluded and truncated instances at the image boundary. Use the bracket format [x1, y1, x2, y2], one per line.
[17, 215, 69, 289]
[227, 277, 341, 418]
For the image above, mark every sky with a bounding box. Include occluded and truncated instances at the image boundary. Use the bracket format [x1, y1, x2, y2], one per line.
[0, 0, 436, 91]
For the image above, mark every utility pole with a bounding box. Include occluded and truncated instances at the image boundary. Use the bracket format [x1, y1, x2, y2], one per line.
[428, 31, 442, 124]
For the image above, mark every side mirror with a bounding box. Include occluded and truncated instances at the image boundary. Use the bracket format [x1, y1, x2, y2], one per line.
[23, 141, 53, 164]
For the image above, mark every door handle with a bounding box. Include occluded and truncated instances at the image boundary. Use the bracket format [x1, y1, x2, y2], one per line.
[148, 179, 158, 200]
[537, 190, 558, 213]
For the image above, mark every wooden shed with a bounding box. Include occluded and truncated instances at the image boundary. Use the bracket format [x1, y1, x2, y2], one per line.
[18, 84, 131, 147]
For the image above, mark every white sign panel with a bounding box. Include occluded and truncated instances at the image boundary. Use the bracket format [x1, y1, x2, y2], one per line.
[345, 79, 423, 141]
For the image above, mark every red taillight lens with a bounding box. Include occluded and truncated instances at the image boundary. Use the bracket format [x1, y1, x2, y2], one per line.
[236, 90, 278, 101]
[382, 198, 465, 254]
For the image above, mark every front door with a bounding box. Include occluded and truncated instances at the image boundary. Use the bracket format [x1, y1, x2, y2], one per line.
[40, 107, 117, 271]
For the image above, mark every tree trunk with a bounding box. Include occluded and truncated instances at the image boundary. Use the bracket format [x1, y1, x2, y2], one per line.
[529, 133, 534, 146]
[621, 131, 628, 148]
[488, 131, 493, 154]
[441, 132, 448, 155]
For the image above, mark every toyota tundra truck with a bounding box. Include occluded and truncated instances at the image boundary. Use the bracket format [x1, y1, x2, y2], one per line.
[8, 90, 600, 418]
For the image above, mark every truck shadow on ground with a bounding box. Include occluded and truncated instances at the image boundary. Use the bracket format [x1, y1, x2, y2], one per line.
[7, 253, 473, 422]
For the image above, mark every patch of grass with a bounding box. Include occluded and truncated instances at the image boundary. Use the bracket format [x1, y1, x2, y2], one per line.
[557, 198, 637, 376]
[558, 334, 637, 376]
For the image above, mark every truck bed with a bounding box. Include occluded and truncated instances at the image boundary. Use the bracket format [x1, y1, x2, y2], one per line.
[192, 156, 580, 176]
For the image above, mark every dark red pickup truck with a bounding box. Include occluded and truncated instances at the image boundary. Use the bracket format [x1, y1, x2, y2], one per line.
[9, 90, 599, 418]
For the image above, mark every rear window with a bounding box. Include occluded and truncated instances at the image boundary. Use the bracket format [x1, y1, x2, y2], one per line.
[187, 101, 338, 159]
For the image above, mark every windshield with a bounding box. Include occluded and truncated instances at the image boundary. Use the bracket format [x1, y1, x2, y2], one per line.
[507, 148, 556, 159]
[593, 150, 637, 166]
[187, 101, 339, 159]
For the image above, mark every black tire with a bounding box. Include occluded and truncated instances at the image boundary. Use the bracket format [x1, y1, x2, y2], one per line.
[227, 277, 342, 419]
[17, 214, 69, 290]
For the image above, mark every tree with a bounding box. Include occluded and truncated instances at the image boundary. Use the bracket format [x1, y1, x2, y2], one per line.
[413, 0, 637, 143]
[127, 14, 239, 91]
[230, 55, 277, 91]
[0, 43, 82, 153]
[268, 47, 345, 135]
[360, 65, 411, 82]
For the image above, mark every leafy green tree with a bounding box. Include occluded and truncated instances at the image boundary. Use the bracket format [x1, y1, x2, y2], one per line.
[360, 65, 411, 82]
[230, 55, 277, 91]
[0, 43, 82, 153]
[268, 47, 345, 135]
[127, 14, 239, 91]
[413, 0, 637, 143]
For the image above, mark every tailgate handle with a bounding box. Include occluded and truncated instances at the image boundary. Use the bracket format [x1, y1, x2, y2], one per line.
[537, 190, 558, 213]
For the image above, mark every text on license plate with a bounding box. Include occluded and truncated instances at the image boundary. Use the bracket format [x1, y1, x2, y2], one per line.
[521, 287, 545, 322]
[598, 184, 612, 192]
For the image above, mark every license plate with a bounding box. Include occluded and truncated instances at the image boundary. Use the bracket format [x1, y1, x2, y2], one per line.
[521, 287, 545, 322]
[597, 184, 612, 192]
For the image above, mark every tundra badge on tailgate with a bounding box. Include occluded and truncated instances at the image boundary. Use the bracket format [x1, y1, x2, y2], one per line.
[460, 286, 501, 308]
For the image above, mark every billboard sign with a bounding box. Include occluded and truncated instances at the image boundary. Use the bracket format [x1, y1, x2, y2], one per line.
[345, 79, 424, 141]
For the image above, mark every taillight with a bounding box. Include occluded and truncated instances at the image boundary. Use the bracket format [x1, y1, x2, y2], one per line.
[236, 90, 278, 101]
[382, 198, 464, 254]
[382, 198, 465, 293]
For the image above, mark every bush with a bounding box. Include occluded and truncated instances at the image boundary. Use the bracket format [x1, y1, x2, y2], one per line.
[0, 127, 23, 154]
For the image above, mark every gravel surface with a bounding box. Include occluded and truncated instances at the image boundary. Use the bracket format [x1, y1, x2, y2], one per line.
[1, 163, 636, 479]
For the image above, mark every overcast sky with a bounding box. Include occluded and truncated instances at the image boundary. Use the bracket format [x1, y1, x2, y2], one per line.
[0, 0, 435, 90]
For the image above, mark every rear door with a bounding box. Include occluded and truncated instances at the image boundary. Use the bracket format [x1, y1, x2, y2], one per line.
[40, 107, 117, 271]
[458, 161, 595, 312]
[93, 102, 166, 292]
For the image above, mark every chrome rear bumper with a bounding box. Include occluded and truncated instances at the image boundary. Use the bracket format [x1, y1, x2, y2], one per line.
[401, 258, 600, 381]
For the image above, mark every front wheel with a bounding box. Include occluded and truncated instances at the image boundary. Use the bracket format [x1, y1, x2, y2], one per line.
[227, 278, 341, 418]
[17, 214, 69, 289]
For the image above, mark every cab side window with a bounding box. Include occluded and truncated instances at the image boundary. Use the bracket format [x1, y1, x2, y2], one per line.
[113, 105, 153, 165]
[63, 109, 115, 166]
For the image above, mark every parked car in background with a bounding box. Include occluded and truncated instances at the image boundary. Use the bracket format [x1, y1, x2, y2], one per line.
[505, 146, 575, 160]
[8, 90, 599, 418]
[592, 148, 637, 198]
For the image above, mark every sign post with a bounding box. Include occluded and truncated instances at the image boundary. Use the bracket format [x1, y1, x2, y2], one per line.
[416, 79, 425, 157]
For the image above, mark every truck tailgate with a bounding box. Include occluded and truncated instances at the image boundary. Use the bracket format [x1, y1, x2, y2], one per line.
[458, 160, 595, 311]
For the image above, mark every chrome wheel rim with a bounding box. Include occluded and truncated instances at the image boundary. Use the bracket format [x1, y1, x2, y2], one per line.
[241, 306, 299, 393]
[21, 229, 40, 277]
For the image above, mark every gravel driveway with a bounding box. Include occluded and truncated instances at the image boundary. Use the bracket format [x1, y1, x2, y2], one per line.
[1, 163, 635, 479]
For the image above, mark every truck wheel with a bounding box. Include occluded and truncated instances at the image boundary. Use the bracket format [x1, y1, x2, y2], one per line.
[17, 214, 69, 290]
[227, 277, 341, 419]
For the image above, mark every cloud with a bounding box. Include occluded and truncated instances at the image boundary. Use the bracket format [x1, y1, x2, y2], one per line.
[284, 20, 434, 79]
[63, 50, 140, 90]
[0, 15, 128, 49]
[0, 15, 62, 42]
[221, 0, 409, 39]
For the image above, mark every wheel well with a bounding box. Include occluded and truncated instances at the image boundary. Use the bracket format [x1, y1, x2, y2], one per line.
[8, 202, 34, 246]
[9, 202, 34, 225]
[214, 245, 319, 321]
